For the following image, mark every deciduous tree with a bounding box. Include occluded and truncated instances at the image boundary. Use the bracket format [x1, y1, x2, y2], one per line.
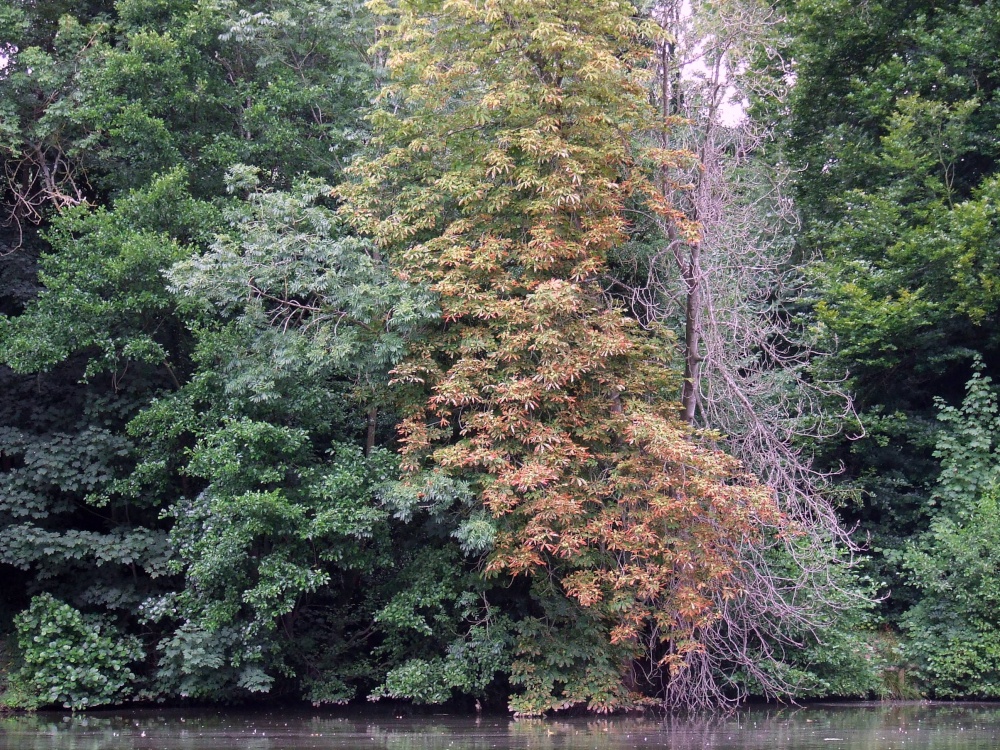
[340, 0, 791, 711]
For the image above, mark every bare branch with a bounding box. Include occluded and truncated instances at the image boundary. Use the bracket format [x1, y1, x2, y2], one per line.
[615, 0, 866, 710]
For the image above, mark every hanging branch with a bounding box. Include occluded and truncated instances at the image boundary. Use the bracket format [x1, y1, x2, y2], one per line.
[608, 0, 868, 708]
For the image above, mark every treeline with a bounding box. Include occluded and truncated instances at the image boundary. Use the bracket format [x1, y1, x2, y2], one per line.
[787, 0, 1000, 697]
[0, 0, 997, 713]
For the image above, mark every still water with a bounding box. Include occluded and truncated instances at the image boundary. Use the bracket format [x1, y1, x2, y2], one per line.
[2, 704, 999, 750]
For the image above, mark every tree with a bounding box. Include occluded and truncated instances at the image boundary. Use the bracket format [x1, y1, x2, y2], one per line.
[340, 0, 798, 712]
[899, 362, 1000, 696]
[642, 0, 855, 510]
[612, 0, 877, 700]
[134, 176, 443, 702]
[0, 0, 375, 231]
[784, 0, 1000, 615]
[0, 0, 382, 707]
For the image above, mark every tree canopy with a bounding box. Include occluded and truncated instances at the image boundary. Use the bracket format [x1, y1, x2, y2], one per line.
[1, 0, 999, 712]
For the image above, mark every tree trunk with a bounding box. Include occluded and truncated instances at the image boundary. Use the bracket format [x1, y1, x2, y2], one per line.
[680, 240, 702, 424]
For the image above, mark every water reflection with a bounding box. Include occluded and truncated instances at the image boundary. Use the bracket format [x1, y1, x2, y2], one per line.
[3, 704, 1000, 750]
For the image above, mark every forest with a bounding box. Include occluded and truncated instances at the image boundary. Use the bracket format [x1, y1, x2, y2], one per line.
[0, 0, 998, 714]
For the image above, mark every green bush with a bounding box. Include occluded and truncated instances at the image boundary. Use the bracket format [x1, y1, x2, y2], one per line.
[899, 362, 1000, 697]
[10, 594, 143, 709]
[902, 488, 1000, 697]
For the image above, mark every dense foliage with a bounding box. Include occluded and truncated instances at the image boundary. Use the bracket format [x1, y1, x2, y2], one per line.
[0, 0, 997, 713]
[784, 0, 1000, 694]
[339, 0, 799, 712]
[786, 0, 1000, 548]
[9, 594, 143, 709]
[789, 0, 1000, 697]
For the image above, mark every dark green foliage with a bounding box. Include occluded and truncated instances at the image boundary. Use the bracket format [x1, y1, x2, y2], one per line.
[0, 332, 173, 616]
[0, 0, 391, 709]
[5, 0, 1000, 711]
[899, 365, 1000, 697]
[508, 584, 637, 715]
[1, 0, 374, 223]
[9, 594, 143, 709]
[786, 0, 1000, 619]
[372, 549, 512, 705]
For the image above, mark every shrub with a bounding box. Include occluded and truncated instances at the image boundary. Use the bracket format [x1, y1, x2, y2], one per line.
[10, 594, 142, 709]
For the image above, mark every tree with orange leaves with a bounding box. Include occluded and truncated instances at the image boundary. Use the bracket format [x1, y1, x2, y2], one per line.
[340, 0, 789, 712]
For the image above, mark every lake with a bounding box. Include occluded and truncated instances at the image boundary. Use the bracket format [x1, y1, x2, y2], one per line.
[2, 703, 999, 750]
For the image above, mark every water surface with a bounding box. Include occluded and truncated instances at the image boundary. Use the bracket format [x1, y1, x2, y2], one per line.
[2, 703, 999, 750]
